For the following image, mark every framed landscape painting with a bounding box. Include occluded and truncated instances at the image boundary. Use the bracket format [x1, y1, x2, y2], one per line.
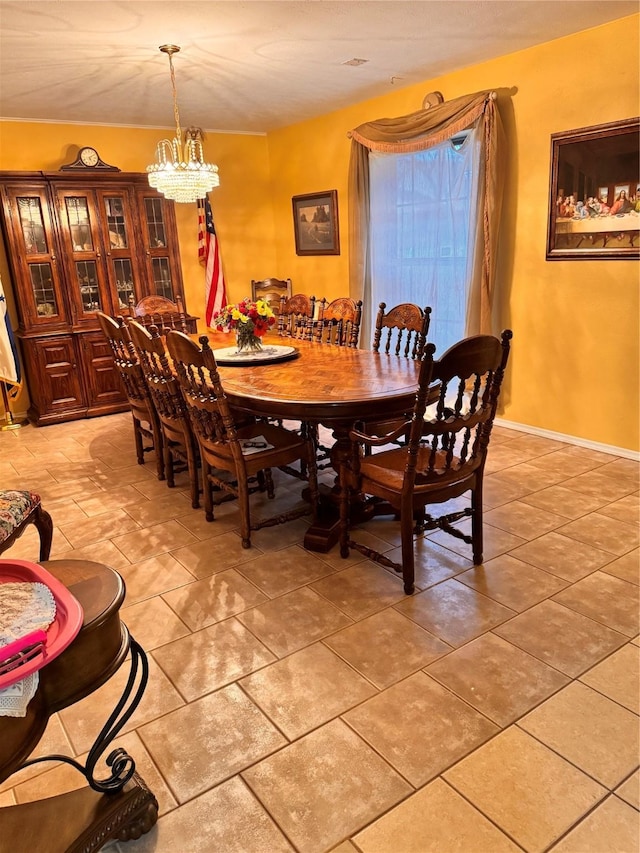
[547, 117, 640, 260]
[292, 190, 340, 255]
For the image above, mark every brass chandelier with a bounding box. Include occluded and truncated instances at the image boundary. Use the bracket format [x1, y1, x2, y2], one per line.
[147, 44, 220, 203]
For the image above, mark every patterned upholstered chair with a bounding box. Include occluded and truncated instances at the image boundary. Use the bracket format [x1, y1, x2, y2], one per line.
[0, 490, 53, 560]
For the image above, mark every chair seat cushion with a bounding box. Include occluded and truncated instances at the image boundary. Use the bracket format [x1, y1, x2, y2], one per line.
[360, 448, 477, 493]
[0, 490, 41, 543]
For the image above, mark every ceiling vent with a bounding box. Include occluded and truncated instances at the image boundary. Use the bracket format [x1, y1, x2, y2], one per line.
[342, 58, 369, 66]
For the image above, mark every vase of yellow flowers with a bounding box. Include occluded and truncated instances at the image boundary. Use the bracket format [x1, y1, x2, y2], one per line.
[213, 297, 276, 353]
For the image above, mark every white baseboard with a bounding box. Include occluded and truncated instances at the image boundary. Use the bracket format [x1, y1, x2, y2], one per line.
[495, 418, 640, 462]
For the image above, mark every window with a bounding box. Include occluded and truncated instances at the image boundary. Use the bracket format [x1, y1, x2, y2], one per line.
[369, 128, 481, 355]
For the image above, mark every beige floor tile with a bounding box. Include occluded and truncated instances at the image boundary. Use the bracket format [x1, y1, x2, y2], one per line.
[37, 477, 104, 503]
[384, 537, 472, 590]
[249, 516, 311, 551]
[329, 843, 359, 853]
[124, 493, 194, 526]
[550, 795, 640, 853]
[47, 501, 89, 527]
[485, 460, 568, 490]
[596, 492, 639, 524]
[52, 539, 131, 570]
[0, 715, 73, 793]
[237, 587, 352, 657]
[173, 506, 242, 540]
[598, 458, 640, 483]
[494, 599, 628, 677]
[444, 727, 606, 852]
[241, 643, 377, 739]
[61, 512, 143, 557]
[242, 719, 411, 853]
[457, 553, 568, 611]
[172, 532, 263, 579]
[111, 519, 198, 563]
[118, 552, 195, 605]
[153, 618, 275, 701]
[556, 512, 639, 556]
[138, 684, 286, 803]
[121, 596, 190, 650]
[563, 469, 637, 502]
[344, 672, 498, 786]
[113, 777, 295, 853]
[395, 578, 515, 647]
[133, 476, 181, 501]
[519, 485, 609, 519]
[237, 544, 335, 597]
[325, 608, 451, 689]
[509, 531, 615, 582]
[520, 681, 639, 788]
[427, 632, 569, 726]
[59, 657, 185, 754]
[483, 474, 533, 507]
[161, 569, 267, 630]
[354, 778, 521, 853]
[311, 562, 405, 619]
[91, 465, 159, 489]
[553, 572, 640, 636]
[76, 485, 152, 517]
[484, 499, 565, 539]
[428, 519, 527, 561]
[580, 645, 640, 713]
[0, 790, 15, 807]
[600, 549, 640, 585]
[616, 769, 640, 809]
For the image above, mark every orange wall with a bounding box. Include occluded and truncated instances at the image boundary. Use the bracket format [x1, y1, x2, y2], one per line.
[0, 123, 275, 321]
[1, 15, 638, 451]
[266, 15, 639, 452]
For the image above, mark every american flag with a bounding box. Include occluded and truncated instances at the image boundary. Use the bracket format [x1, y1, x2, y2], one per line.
[198, 197, 227, 327]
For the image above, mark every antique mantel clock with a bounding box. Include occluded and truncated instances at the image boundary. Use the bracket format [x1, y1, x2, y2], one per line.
[60, 146, 120, 171]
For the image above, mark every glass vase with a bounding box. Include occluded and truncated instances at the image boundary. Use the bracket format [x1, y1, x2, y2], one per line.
[236, 326, 263, 353]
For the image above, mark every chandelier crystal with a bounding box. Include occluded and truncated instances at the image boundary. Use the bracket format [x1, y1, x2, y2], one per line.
[147, 45, 219, 204]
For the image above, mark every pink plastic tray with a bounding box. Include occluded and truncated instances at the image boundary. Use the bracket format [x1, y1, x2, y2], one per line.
[0, 559, 84, 689]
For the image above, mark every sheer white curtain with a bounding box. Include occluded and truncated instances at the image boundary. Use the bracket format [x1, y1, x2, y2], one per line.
[369, 128, 481, 356]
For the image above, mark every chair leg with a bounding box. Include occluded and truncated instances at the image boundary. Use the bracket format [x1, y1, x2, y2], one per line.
[165, 442, 175, 488]
[132, 414, 144, 465]
[237, 475, 252, 548]
[186, 437, 200, 509]
[203, 462, 214, 522]
[471, 480, 483, 565]
[339, 467, 350, 558]
[400, 498, 415, 594]
[153, 423, 165, 481]
[33, 505, 54, 562]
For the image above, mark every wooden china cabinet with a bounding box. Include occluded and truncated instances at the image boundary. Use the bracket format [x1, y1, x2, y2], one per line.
[0, 169, 188, 425]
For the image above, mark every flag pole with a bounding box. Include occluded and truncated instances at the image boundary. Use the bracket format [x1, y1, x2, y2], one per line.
[0, 380, 26, 430]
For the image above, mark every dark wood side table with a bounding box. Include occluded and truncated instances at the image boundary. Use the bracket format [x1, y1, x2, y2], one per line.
[0, 560, 158, 853]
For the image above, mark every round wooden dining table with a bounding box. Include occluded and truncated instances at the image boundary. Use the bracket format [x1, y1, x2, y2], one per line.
[202, 332, 425, 551]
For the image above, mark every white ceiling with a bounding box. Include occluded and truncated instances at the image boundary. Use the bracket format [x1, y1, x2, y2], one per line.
[0, 0, 637, 134]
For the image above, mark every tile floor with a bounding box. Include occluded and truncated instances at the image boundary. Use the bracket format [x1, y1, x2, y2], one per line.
[0, 412, 638, 853]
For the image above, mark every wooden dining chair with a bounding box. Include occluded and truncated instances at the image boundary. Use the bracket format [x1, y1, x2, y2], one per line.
[128, 320, 201, 508]
[128, 294, 189, 334]
[251, 278, 292, 316]
[0, 490, 53, 561]
[165, 331, 319, 548]
[277, 294, 316, 340]
[97, 312, 165, 480]
[314, 297, 363, 347]
[372, 302, 432, 359]
[340, 330, 512, 594]
[364, 303, 433, 454]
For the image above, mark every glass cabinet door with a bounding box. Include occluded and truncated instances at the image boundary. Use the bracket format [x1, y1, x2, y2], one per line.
[56, 190, 111, 324]
[4, 186, 67, 329]
[97, 191, 141, 312]
[136, 191, 183, 303]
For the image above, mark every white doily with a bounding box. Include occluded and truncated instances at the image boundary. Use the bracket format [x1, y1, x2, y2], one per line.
[0, 582, 56, 717]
